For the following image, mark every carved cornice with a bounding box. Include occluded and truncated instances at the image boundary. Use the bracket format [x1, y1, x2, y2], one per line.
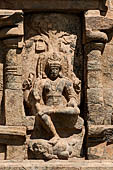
[0, 10, 24, 48]
[85, 15, 113, 44]
[0, 0, 107, 12]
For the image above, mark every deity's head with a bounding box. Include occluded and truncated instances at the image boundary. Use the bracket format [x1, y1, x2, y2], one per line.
[46, 52, 62, 80]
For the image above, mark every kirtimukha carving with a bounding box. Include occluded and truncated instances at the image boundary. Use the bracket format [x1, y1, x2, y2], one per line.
[23, 52, 84, 160]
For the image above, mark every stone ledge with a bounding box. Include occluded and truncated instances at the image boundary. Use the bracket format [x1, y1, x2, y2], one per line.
[0, 160, 113, 169]
[0, 126, 26, 136]
[0, 126, 26, 145]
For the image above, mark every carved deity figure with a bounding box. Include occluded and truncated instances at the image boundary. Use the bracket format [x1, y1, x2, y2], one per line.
[29, 53, 80, 142]
[23, 52, 84, 160]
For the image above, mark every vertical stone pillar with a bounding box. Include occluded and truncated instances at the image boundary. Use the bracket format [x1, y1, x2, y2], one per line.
[4, 15, 24, 126]
[85, 41, 105, 125]
[0, 10, 27, 160]
[85, 26, 113, 159]
[5, 47, 24, 126]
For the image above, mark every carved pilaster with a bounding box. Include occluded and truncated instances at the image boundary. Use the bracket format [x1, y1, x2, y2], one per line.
[1, 11, 25, 126]
[84, 11, 113, 159]
[0, 10, 27, 160]
[85, 31, 108, 125]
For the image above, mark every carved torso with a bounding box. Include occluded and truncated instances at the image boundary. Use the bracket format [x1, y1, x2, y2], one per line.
[33, 76, 76, 107]
[43, 77, 65, 106]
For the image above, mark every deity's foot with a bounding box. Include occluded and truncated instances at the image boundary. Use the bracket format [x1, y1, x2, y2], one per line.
[49, 135, 60, 145]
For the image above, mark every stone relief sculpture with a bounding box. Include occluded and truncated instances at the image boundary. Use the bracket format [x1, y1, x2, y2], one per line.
[22, 13, 84, 160]
[23, 51, 84, 160]
[0, 1, 113, 167]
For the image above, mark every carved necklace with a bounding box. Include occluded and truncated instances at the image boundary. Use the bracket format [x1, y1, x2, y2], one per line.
[49, 78, 60, 92]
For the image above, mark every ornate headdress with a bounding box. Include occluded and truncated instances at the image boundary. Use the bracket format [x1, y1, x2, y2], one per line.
[47, 52, 62, 67]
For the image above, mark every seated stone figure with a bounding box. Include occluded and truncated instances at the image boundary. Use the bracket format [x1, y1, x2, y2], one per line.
[31, 53, 80, 142]
[24, 53, 84, 160]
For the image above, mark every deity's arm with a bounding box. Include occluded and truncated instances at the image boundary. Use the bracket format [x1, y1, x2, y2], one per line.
[31, 79, 54, 115]
[32, 79, 42, 102]
[70, 72, 81, 94]
[30, 79, 45, 113]
[64, 79, 79, 107]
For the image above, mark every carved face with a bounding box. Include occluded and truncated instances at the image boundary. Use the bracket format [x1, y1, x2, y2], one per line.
[49, 66, 60, 79]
